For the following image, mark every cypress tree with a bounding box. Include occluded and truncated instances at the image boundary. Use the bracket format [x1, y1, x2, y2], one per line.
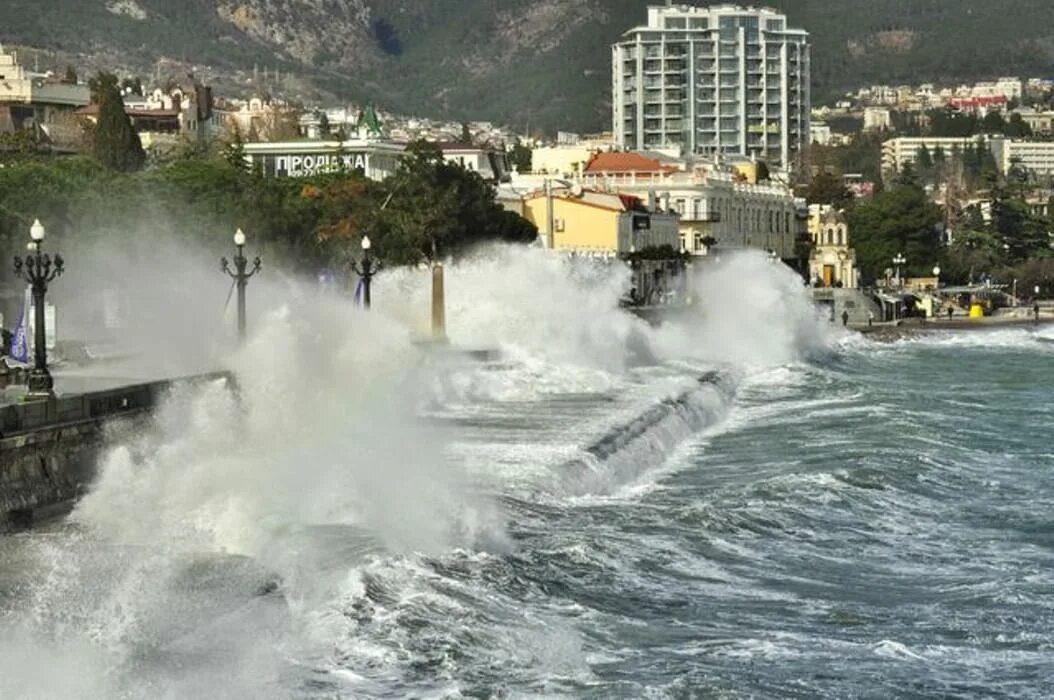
[92, 73, 145, 172]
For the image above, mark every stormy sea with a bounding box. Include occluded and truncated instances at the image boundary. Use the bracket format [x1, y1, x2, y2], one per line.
[1, 247, 1051, 698]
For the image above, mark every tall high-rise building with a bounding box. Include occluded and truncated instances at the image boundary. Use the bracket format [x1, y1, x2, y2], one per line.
[612, 4, 810, 170]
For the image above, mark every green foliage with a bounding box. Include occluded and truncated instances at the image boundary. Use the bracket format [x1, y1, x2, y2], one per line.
[508, 140, 532, 173]
[120, 76, 144, 96]
[941, 228, 1002, 284]
[990, 187, 1052, 262]
[91, 72, 146, 173]
[803, 171, 853, 208]
[0, 145, 536, 279]
[0, 129, 46, 164]
[362, 140, 536, 265]
[222, 124, 249, 173]
[809, 132, 884, 187]
[846, 181, 943, 282]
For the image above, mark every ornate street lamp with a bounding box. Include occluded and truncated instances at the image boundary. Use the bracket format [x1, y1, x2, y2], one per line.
[350, 235, 380, 309]
[13, 219, 63, 398]
[893, 253, 907, 288]
[221, 228, 261, 340]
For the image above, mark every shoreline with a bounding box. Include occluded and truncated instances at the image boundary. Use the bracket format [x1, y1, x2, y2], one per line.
[853, 316, 1054, 341]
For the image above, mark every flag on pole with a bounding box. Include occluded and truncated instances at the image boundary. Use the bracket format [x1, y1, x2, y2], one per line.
[10, 287, 29, 364]
[353, 277, 364, 306]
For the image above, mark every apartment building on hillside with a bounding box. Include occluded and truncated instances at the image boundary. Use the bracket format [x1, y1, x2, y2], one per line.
[612, 4, 810, 171]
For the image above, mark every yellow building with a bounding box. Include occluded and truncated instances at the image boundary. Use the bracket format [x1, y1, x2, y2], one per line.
[522, 188, 679, 254]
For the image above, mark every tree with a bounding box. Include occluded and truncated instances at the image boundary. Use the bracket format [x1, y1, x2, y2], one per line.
[804, 171, 853, 208]
[981, 111, 1007, 134]
[916, 145, 934, 171]
[317, 112, 330, 137]
[756, 160, 771, 182]
[990, 185, 1051, 261]
[91, 72, 145, 172]
[374, 140, 535, 264]
[310, 140, 536, 268]
[508, 139, 531, 173]
[222, 123, 249, 173]
[120, 77, 143, 96]
[0, 129, 44, 164]
[1006, 113, 1033, 138]
[846, 179, 942, 281]
[942, 228, 1002, 284]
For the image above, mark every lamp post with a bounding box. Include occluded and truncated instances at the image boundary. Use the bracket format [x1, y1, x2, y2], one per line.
[221, 228, 261, 341]
[350, 235, 380, 309]
[893, 253, 906, 288]
[13, 219, 63, 398]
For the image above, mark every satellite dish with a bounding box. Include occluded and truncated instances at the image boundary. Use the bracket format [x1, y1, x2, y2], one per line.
[570, 183, 584, 197]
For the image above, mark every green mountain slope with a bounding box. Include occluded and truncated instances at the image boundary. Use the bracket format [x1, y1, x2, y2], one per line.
[3, 0, 1054, 132]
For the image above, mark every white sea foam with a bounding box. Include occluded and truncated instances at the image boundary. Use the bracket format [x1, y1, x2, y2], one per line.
[1, 242, 835, 697]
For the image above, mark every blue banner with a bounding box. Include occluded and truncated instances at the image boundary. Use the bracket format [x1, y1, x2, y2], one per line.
[10, 288, 29, 364]
[353, 277, 364, 306]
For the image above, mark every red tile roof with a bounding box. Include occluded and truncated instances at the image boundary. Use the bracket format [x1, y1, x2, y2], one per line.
[584, 151, 679, 174]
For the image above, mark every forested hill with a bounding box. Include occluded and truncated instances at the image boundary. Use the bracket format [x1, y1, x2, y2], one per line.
[3, 0, 1054, 132]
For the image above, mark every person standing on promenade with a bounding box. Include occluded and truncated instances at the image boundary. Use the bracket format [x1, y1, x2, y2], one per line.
[868, 310, 874, 327]
[841, 310, 849, 327]
[947, 306, 954, 321]
[1034, 302, 1041, 323]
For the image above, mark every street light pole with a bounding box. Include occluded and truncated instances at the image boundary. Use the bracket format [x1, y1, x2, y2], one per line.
[221, 228, 261, 341]
[893, 253, 906, 288]
[13, 219, 63, 398]
[350, 235, 380, 309]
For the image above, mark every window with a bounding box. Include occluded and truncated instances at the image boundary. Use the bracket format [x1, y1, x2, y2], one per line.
[675, 198, 686, 215]
[666, 17, 687, 29]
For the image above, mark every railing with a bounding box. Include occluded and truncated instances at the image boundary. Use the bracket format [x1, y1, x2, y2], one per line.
[0, 371, 233, 438]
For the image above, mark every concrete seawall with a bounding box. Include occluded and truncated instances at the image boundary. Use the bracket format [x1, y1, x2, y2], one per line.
[0, 372, 231, 531]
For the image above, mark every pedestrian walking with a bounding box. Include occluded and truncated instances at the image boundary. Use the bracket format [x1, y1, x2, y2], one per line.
[1034, 302, 1041, 323]
[947, 306, 953, 321]
[868, 310, 874, 327]
[841, 309, 849, 327]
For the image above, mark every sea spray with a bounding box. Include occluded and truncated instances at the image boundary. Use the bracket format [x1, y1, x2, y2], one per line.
[651, 249, 833, 367]
[2, 243, 837, 697]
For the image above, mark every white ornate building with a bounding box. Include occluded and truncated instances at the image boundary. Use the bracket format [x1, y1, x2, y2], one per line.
[808, 206, 858, 288]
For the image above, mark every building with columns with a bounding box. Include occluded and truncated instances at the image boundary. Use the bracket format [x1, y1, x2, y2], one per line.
[808, 205, 858, 288]
[578, 151, 806, 260]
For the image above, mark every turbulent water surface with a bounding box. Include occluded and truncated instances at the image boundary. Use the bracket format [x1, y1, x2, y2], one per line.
[1, 250, 1052, 698]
